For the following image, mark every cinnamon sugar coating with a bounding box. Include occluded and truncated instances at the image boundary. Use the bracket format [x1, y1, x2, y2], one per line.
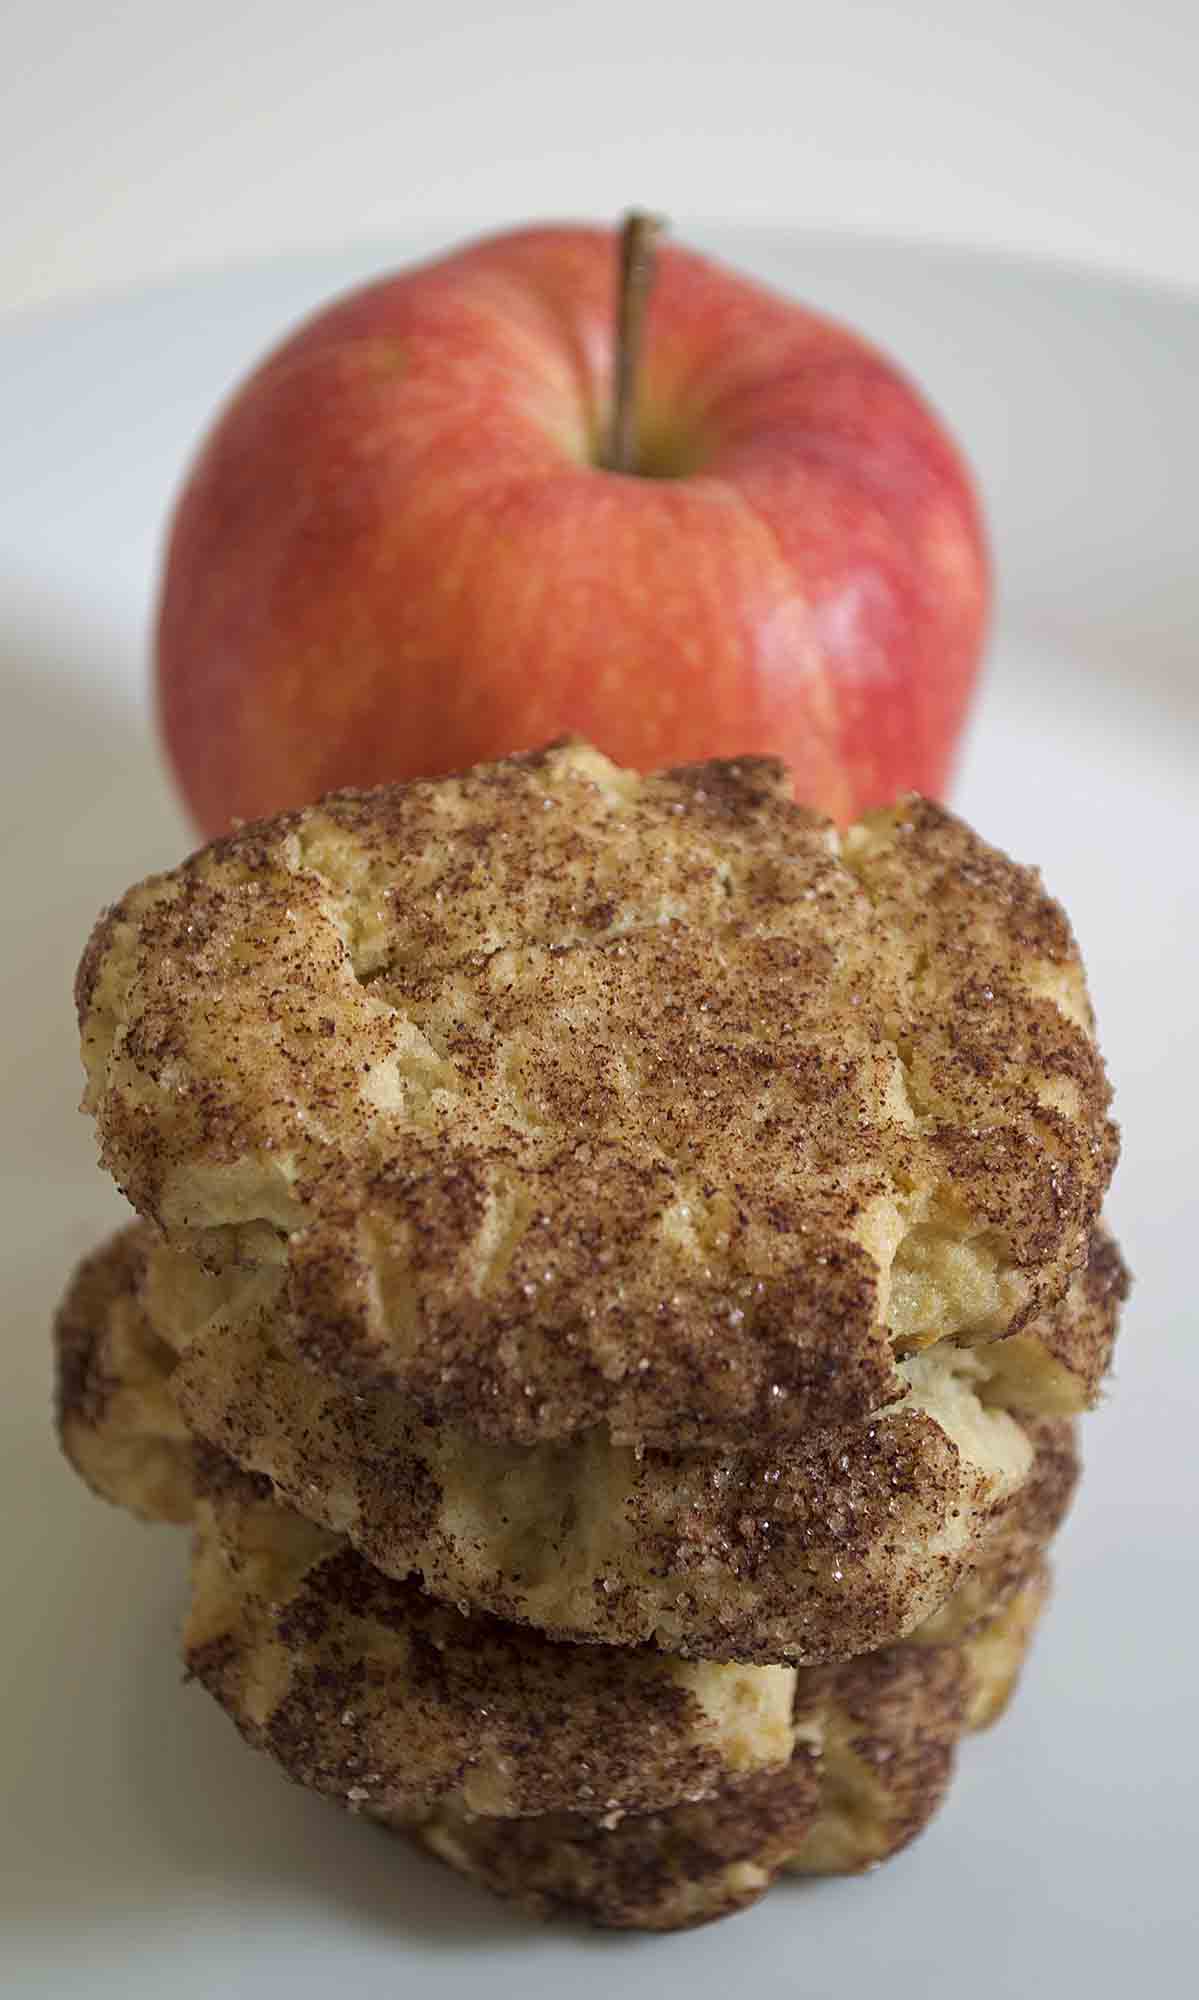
[185, 1451, 796, 1820]
[158, 1221, 1109, 1658]
[67, 1223, 1107, 1661]
[77, 742, 1116, 1449]
[54, 1241, 797, 1810]
[392, 1569, 1048, 1930]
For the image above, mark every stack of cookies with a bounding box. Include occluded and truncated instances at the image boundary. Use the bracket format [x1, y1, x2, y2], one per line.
[55, 742, 1126, 1930]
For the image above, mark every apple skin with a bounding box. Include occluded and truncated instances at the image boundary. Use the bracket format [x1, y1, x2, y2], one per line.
[156, 225, 989, 835]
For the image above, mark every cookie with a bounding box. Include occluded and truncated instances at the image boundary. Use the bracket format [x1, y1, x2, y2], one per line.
[397, 1571, 1049, 1929]
[184, 1449, 796, 1820]
[77, 742, 1116, 1449]
[82, 1224, 1105, 1660]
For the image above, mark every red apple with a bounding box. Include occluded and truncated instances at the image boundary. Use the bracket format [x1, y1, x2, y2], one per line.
[157, 222, 989, 835]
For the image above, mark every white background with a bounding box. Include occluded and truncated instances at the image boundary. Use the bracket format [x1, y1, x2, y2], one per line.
[4, 0, 1199, 314]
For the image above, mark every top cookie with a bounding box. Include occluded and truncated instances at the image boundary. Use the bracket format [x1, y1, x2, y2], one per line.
[77, 741, 1116, 1447]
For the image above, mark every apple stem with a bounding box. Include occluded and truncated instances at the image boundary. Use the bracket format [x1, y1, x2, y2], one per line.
[603, 210, 665, 474]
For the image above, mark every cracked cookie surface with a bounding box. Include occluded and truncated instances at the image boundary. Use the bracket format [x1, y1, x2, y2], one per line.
[78, 741, 1116, 1447]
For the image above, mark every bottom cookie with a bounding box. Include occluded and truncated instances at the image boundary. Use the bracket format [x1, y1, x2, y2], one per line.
[391, 1568, 1048, 1931]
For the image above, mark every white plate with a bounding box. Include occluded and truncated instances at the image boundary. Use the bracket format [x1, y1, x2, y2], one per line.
[1, 233, 1195, 1998]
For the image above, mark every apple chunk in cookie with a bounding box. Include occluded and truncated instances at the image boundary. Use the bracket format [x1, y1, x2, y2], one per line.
[77, 743, 1116, 1452]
